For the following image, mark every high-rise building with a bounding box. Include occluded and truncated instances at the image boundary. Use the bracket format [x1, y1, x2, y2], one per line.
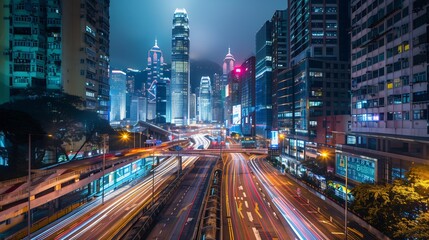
[110, 70, 127, 121]
[198, 76, 212, 123]
[347, 0, 429, 183]
[130, 96, 146, 123]
[241, 56, 256, 136]
[271, 10, 288, 130]
[212, 73, 222, 123]
[2, 0, 110, 119]
[225, 67, 243, 132]
[171, 8, 190, 126]
[162, 64, 172, 123]
[189, 93, 196, 124]
[222, 48, 236, 125]
[62, 0, 110, 119]
[0, 1, 10, 105]
[277, 0, 351, 167]
[255, 21, 273, 138]
[146, 39, 165, 121]
[6, 0, 62, 99]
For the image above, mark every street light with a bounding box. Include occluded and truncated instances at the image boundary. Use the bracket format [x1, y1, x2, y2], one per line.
[345, 157, 348, 239]
[102, 135, 107, 205]
[28, 133, 52, 239]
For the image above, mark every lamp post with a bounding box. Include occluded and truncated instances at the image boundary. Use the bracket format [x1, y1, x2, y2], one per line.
[345, 157, 348, 239]
[152, 151, 155, 207]
[27, 134, 31, 239]
[102, 135, 106, 205]
[28, 133, 52, 239]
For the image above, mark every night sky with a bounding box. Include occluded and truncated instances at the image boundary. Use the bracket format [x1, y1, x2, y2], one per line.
[110, 0, 286, 69]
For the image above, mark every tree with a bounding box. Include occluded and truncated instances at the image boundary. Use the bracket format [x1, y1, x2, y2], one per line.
[351, 164, 429, 239]
[0, 108, 45, 176]
[0, 93, 114, 166]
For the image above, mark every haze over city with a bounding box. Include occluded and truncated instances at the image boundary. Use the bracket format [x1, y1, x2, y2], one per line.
[110, 0, 286, 67]
[0, 0, 428, 239]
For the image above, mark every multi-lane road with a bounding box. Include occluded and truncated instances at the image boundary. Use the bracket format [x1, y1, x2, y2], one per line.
[25, 133, 376, 240]
[223, 153, 298, 240]
[249, 156, 376, 240]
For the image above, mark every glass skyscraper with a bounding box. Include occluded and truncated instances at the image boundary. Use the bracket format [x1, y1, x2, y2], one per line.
[198, 76, 212, 123]
[146, 39, 165, 121]
[171, 8, 190, 126]
[110, 70, 127, 121]
[255, 21, 273, 138]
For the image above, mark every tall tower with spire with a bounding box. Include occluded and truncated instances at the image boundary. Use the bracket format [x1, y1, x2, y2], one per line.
[220, 48, 235, 124]
[146, 38, 164, 121]
[171, 8, 190, 126]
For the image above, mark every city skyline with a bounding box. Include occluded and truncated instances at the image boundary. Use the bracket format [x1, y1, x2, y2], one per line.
[110, 0, 285, 69]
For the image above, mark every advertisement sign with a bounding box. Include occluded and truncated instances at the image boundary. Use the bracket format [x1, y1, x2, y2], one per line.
[271, 130, 279, 148]
[336, 152, 377, 183]
[232, 105, 241, 124]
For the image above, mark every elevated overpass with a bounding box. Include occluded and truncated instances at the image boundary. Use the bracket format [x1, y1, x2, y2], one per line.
[0, 143, 267, 225]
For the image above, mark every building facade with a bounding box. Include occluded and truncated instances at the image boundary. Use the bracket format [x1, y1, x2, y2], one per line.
[255, 21, 273, 138]
[221, 48, 236, 125]
[277, 0, 351, 172]
[241, 56, 256, 136]
[6, 0, 62, 99]
[62, 0, 110, 119]
[0, 1, 11, 104]
[171, 8, 190, 126]
[198, 76, 212, 123]
[110, 70, 126, 121]
[146, 39, 165, 121]
[271, 10, 289, 130]
[346, 0, 429, 183]
[211, 73, 222, 123]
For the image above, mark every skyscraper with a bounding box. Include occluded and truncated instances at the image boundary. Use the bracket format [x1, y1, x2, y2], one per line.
[0, 1, 10, 104]
[255, 21, 273, 138]
[277, 0, 351, 167]
[146, 39, 165, 121]
[271, 10, 288, 130]
[241, 56, 256, 136]
[171, 8, 190, 126]
[222, 48, 236, 125]
[347, 0, 429, 183]
[212, 73, 222, 123]
[110, 70, 127, 122]
[2, 0, 110, 119]
[62, 0, 110, 119]
[5, 0, 62, 99]
[198, 76, 212, 123]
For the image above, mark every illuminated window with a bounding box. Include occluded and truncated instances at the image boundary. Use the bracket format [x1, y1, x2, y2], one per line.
[404, 42, 410, 51]
[387, 81, 393, 89]
[393, 78, 401, 88]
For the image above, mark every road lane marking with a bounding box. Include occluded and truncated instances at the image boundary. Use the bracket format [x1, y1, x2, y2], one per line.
[243, 192, 247, 198]
[238, 202, 244, 218]
[247, 212, 254, 222]
[255, 203, 262, 219]
[348, 227, 364, 238]
[252, 227, 262, 240]
[331, 232, 344, 235]
[245, 201, 249, 208]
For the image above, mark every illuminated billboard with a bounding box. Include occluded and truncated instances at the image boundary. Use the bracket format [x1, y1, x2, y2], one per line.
[271, 130, 278, 148]
[232, 105, 241, 124]
[336, 152, 377, 183]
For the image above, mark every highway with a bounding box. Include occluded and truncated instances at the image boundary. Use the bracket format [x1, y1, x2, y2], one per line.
[146, 157, 216, 240]
[223, 153, 298, 240]
[249, 156, 375, 240]
[31, 154, 197, 239]
[30, 134, 209, 239]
